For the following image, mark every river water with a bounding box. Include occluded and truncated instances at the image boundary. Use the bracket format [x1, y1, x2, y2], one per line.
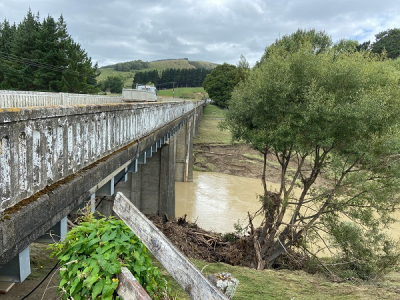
[175, 171, 400, 239]
[175, 171, 276, 233]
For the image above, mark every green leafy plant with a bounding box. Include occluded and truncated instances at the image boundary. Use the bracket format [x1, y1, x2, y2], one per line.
[49, 213, 170, 300]
[327, 221, 400, 280]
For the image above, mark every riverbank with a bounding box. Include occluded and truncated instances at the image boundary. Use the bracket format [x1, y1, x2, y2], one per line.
[194, 143, 264, 179]
[178, 104, 400, 299]
[152, 216, 400, 300]
[3, 104, 400, 299]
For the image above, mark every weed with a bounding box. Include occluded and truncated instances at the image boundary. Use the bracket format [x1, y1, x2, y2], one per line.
[49, 212, 171, 300]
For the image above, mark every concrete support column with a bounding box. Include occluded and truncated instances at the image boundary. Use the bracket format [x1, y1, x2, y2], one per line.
[193, 106, 203, 138]
[159, 136, 175, 218]
[140, 138, 175, 217]
[175, 119, 194, 182]
[129, 171, 142, 209]
[140, 149, 161, 215]
[111, 136, 176, 218]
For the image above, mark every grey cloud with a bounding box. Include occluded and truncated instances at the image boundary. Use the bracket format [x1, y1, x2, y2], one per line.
[0, 0, 399, 66]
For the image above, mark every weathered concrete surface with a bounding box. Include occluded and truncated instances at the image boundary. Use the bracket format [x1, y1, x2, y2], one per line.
[98, 133, 176, 219]
[0, 101, 202, 212]
[175, 119, 194, 182]
[0, 103, 203, 266]
[208, 273, 239, 299]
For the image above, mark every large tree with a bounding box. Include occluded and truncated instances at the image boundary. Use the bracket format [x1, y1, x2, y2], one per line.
[371, 28, 400, 59]
[0, 10, 99, 93]
[202, 63, 237, 108]
[224, 31, 400, 279]
[100, 75, 124, 93]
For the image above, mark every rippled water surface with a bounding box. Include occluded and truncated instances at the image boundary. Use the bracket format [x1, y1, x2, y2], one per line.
[175, 171, 279, 233]
[175, 171, 400, 239]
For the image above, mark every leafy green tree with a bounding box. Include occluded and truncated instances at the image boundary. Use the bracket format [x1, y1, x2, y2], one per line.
[259, 28, 332, 65]
[356, 41, 371, 52]
[223, 31, 400, 279]
[113, 60, 149, 71]
[235, 54, 250, 84]
[100, 75, 124, 93]
[371, 28, 400, 59]
[332, 39, 359, 53]
[202, 63, 237, 108]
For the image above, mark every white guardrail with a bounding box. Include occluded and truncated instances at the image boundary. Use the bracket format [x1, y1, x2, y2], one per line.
[0, 90, 122, 108]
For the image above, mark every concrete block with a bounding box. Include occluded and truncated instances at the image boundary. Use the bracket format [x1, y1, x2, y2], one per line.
[208, 273, 239, 299]
[0, 246, 30, 283]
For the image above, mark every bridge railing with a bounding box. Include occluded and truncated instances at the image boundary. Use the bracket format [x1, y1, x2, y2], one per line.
[0, 100, 204, 212]
[0, 90, 122, 108]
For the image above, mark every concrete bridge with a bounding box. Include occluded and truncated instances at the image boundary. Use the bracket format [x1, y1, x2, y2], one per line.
[0, 91, 205, 283]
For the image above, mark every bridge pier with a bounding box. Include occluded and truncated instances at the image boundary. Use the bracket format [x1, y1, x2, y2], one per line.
[175, 118, 194, 182]
[99, 134, 177, 218]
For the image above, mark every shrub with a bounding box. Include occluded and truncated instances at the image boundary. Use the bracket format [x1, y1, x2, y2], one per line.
[49, 214, 170, 299]
[328, 221, 400, 280]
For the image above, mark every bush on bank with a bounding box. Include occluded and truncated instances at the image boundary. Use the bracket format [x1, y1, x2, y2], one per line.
[49, 214, 170, 300]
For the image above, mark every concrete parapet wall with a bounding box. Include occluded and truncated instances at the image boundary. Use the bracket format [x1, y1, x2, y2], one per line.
[0, 90, 122, 108]
[0, 101, 204, 212]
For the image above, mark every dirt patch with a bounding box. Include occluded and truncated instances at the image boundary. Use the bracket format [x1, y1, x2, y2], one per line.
[194, 143, 281, 183]
[194, 143, 325, 188]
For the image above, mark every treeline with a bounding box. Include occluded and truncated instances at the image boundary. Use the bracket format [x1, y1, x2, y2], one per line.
[0, 9, 99, 93]
[108, 60, 150, 72]
[132, 68, 211, 89]
[356, 28, 400, 59]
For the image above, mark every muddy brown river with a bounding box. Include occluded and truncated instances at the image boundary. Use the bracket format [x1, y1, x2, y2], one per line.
[176, 171, 279, 233]
[175, 171, 400, 240]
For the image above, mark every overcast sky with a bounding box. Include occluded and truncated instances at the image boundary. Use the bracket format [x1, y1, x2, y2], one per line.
[0, 0, 399, 67]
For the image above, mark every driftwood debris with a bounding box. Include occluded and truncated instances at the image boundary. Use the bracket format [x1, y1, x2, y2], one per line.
[113, 192, 229, 300]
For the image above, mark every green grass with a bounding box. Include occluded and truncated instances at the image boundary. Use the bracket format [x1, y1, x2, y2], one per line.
[195, 104, 232, 144]
[156, 259, 400, 300]
[242, 153, 264, 162]
[97, 67, 134, 88]
[28, 243, 400, 300]
[148, 59, 196, 70]
[203, 103, 226, 118]
[158, 87, 208, 100]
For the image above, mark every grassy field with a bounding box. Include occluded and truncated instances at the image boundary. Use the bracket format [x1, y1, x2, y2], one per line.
[96, 67, 134, 88]
[195, 104, 232, 144]
[147, 59, 217, 70]
[156, 259, 400, 300]
[20, 243, 400, 300]
[158, 87, 208, 100]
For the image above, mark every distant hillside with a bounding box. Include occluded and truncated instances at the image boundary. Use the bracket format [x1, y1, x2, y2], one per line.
[98, 58, 218, 88]
[148, 59, 218, 71]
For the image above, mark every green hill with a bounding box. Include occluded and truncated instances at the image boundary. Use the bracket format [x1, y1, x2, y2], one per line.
[98, 59, 218, 88]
